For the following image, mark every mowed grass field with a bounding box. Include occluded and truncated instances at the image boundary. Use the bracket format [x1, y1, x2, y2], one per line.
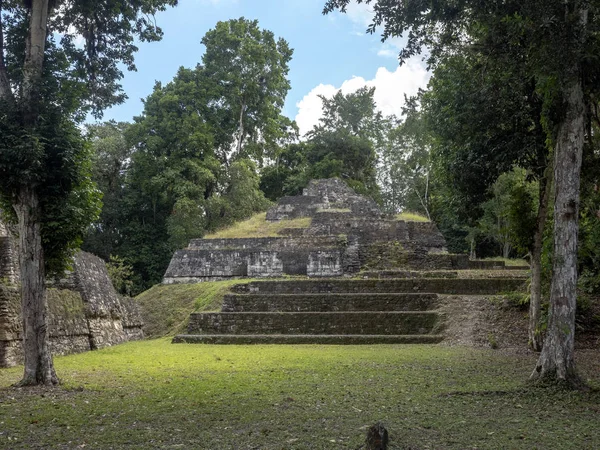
[0, 340, 599, 449]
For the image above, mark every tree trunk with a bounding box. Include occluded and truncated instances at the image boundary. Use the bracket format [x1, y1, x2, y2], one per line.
[14, 186, 58, 386]
[528, 169, 552, 352]
[236, 100, 246, 156]
[530, 77, 584, 387]
[13, 0, 58, 386]
[22, 0, 50, 123]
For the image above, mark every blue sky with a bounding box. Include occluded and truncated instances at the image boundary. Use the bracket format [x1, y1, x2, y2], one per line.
[101, 0, 430, 135]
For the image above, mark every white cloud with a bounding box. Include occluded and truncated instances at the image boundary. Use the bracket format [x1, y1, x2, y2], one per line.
[377, 48, 396, 58]
[295, 83, 338, 137]
[295, 58, 430, 136]
[344, 3, 374, 27]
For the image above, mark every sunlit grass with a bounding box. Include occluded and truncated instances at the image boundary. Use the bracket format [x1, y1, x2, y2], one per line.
[204, 212, 311, 239]
[395, 212, 430, 222]
[0, 341, 598, 449]
[136, 279, 255, 337]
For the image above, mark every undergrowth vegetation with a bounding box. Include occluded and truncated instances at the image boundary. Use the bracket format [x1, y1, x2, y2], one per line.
[0, 341, 598, 449]
[203, 213, 311, 239]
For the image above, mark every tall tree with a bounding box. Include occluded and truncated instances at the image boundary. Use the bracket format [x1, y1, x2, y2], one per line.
[201, 17, 293, 162]
[324, 0, 596, 386]
[0, 0, 177, 386]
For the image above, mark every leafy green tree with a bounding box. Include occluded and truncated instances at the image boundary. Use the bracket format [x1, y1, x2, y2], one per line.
[259, 142, 308, 201]
[83, 121, 133, 261]
[324, 0, 595, 386]
[0, 0, 177, 385]
[305, 87, 383, 200]
[201, 17, 293, 162]
[478, 168, 538, 258]
[378, 99, 432, 217]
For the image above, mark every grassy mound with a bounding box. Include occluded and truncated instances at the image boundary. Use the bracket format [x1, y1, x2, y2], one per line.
[0, 341, 598, 449]
[136, 280, 252, 337]
[395, 212, 430, 222]
[204, 212, 311, 239]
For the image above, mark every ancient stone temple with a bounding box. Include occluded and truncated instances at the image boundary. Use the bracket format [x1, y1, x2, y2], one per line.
[169, 179, 527, 345]
[164, 178, 454, 283]
[0, 221, 144, 367]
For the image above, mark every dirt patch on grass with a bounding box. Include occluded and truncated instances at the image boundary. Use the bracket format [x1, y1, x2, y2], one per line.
[439, 293, 600, 356]
[438, 295, 530, 352]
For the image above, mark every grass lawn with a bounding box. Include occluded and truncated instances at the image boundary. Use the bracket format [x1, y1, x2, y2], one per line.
[0, 341, 598, 449]
[204, 213, 311, 239]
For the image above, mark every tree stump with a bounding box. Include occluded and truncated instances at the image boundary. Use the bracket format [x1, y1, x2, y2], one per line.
[366, 422, 388, 450]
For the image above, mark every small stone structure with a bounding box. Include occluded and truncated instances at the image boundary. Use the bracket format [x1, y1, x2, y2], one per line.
[0, 222, 144, 368]
[163, 178, 449, 283]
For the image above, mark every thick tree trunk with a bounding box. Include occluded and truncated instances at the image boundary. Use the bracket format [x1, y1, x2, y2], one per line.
[13, 0, 58, 386]
[528, 170, 552, 351]
[530, 77, 584, 387]
[14, 186, 58, 386]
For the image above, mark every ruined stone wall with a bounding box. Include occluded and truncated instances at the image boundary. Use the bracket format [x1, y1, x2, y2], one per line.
[0, 223, 18, 284]
[164, 235, 348, 283]
[0, 248, 145, 368]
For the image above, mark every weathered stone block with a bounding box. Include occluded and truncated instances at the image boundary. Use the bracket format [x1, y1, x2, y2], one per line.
[307, 250, 343, 277]
[248, 251, 283, 277]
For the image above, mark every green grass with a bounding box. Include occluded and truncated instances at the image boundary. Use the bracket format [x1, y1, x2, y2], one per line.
[204, 213, 311, 239]
[0, 341, 598, 449]
[136, 280, 254, 337]
[481, 257, 530, 267]
[396, 212, 431, 222]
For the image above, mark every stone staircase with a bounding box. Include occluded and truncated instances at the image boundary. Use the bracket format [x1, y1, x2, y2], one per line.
[172, 275, 527, 345]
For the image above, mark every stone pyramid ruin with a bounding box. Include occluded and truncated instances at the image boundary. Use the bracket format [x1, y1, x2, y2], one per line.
[168, 179, 528, 345]
[164, 178, 453, 283]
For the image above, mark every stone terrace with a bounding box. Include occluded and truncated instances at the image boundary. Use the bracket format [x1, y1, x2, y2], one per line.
[170, 179, 528, 345]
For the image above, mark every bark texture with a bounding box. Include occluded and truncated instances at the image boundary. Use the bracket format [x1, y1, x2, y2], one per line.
[531, 77, 584, 386]
[14, 186, 58, 385]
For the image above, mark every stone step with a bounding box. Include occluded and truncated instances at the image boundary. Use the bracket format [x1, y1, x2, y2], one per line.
[187, 311, 441, 336]
[233, 278, 525, 295]
[359, 270, 529, 280]
[172, 334, 445, 345]
[222, 293, 439, 312]
[359, 270, 458, 279]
